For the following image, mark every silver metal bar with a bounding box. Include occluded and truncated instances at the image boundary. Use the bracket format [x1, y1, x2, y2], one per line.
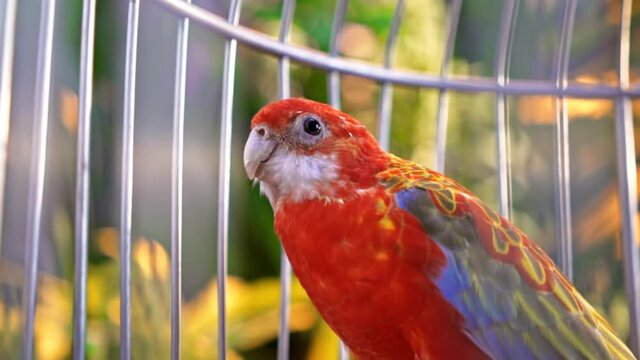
[493, 0, 518, 219]
[617, 0, 640, 354]
[277, 252, 292, 360]
[377, 0, 404, 151]
[328, 0, 347, 109]
[553, 0, 576, 281]
[22, 0, 56, 358]
[155, 0, 640, 99]
[217, 0, 242, 358]
[0, 0, 17, 254]
[616, 97, 640, 356]
[434, 0, 462, 173]
[120, 1, 141, 359]
[327, 2, 349, 355]
[277, 0, 294, 101]
[276, 0, 295, 359]
[339, 342, 350, 360]
[171, 1, 190, 359]
[73, 0, 97, 358]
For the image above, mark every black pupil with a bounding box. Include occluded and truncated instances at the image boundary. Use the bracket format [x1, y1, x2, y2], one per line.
[303, 117, 322, 135]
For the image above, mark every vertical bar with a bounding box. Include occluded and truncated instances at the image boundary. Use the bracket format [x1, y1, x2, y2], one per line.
[277, 0, 294, 102]
[0, 0, 17, 254]
[73, 0, 96, 358]
[171, 1, 190, 359]
[434, 0, 462, 173]
[493, 0, 518, 219]
[217, 0, 242, 358]
[553, 0, 576, 281]
[276, 0, 295, 359]
[120, 1, 140, 359]
[22, 0, 56, 358]
[617, 97, 640, 355]
[617, 0, 640, 354]
[277, 251, 292, 360]
[327, 2, 349, 356]
[377, 0, 404, 151]
[327, 0, 347, 109]
[339, 342, 351, 360]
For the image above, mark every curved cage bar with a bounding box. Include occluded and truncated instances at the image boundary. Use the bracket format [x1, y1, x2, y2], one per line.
[493, 0, 518, 220]
[23, 0, 56, 358]
[119, 1, 141, 359]
[216, 0, 243, 359]
[72, 0, 96, 359]
[157, 0, 640, 98]
[170, 1, 190, 359]
[617, 0, 640, 353]
[434, 0, 462, 173]
[276, 1, 295, 359]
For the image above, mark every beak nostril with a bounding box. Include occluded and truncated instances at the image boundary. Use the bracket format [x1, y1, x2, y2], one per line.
[256, 128, 266, 137]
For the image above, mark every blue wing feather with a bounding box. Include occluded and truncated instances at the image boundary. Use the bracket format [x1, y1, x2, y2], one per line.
[393, 188, 624, 360]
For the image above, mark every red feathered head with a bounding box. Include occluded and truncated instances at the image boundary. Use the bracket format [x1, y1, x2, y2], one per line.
[244, 98, 388, 208]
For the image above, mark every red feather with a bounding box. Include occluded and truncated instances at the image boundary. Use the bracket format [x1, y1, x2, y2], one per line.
[276, 188, 489, 359]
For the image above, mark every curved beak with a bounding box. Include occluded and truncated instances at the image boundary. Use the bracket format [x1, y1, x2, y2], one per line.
[243, 128, 278, 180]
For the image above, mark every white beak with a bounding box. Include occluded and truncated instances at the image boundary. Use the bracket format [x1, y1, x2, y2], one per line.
[243, 128, 278, 180]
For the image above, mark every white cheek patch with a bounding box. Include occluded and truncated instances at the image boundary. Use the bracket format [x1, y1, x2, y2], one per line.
[259, 150, 340, 205]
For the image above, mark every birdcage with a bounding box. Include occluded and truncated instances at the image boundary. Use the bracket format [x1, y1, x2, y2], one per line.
[1, 0, 639, 359]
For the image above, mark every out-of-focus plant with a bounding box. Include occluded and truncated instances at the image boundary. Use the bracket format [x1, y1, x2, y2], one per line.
[0, 233, 334, 359]
[3, 1, 633, 359]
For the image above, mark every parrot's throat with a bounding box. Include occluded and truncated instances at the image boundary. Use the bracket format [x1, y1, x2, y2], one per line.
[257, 150, 343, 207]
[259, 147, 388, 208]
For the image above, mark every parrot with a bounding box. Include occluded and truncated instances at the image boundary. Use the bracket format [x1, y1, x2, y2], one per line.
[243, 97, 637, 360]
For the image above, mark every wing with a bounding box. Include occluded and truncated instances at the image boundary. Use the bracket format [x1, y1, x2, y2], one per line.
[378, 156, 636, 360]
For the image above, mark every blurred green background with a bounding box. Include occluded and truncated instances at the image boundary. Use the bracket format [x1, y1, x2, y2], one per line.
[1, 0, 640, 358]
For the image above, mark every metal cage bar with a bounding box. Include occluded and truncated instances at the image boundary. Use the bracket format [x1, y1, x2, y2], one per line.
[0, 0, 17, 254]
[377, 0, 404, 151]
[434, 0, 462, 173]
[170, 1, 190, 359]
[553, 0, 577, 281]
[276, 0, 295, 359]
[493, 0, 518, 219]
[119, 1, 141, 359]
[617, 0, 640, 354]
[328, 0, 347, 109]
[327, 2, 350, 357]
[217, 0, 243, 358]
[72, 0, 97, 358]
[157, 0, 640, 98]
[23, 0, 56, 358]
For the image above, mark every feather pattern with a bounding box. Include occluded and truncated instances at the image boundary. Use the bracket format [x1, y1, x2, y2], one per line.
[381, 155, 635, 360]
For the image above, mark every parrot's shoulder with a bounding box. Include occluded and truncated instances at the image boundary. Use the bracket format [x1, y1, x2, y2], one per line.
[376, 155, 474, 197]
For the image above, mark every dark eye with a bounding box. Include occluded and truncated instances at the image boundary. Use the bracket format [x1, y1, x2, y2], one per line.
[303, 117, 323, 136]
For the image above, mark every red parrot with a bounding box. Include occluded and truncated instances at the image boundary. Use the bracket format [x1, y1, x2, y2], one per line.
[243, 98, 636, 360]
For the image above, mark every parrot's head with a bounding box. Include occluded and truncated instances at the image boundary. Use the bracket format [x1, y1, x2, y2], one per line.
[244, 98, 388, 208]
